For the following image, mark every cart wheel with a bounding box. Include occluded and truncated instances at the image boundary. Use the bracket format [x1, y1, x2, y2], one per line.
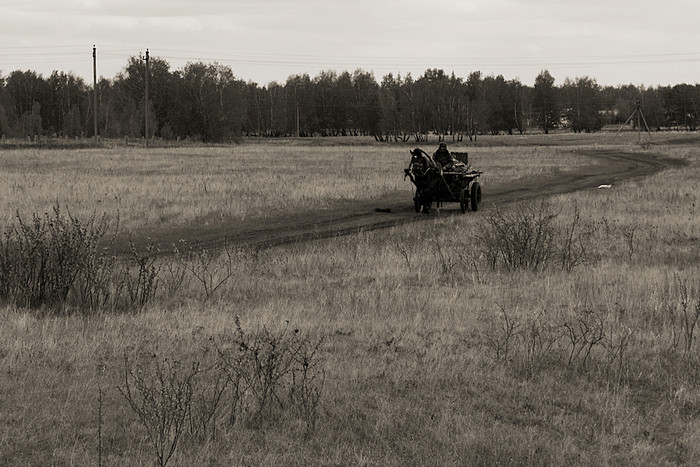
[470, 182, 482, 212]
[414, 190, 422, 213]
[460, 188, 469, 213]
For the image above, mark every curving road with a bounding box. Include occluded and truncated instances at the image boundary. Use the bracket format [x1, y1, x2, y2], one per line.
[116, 148, 685, 255]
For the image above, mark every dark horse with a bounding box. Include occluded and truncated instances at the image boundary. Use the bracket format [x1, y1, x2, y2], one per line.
[405, 148, 442, 213]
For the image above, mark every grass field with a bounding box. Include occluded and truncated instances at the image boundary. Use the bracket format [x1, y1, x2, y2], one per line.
[0, 138, 597, 233]
[0, 132, 699, 465]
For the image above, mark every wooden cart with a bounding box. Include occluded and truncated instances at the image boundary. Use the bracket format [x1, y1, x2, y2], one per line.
[404, 149, 482, 214]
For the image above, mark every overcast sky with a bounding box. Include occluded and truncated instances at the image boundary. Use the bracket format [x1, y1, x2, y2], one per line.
[1, 0, 698, 87]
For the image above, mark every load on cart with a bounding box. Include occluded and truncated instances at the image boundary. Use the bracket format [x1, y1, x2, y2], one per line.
[404, 143, 483, 214]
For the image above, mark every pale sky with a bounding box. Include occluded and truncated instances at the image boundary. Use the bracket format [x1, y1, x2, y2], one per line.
[1, 0, 698, 87]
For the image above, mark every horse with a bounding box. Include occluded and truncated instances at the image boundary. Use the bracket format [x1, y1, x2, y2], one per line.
[406, 148, 442, 213]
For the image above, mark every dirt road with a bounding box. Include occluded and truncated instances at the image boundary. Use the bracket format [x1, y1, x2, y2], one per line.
[117, 148, 684, 255]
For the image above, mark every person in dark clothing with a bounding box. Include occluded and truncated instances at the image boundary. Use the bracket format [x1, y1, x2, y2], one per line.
[433, 142, 455, 169]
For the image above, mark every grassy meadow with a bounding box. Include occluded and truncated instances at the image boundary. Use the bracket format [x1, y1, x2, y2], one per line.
[1, 132, 699, 465]
[0, 139, 595, 233]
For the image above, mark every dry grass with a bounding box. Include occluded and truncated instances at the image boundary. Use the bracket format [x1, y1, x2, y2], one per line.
[0, 142, 591, 233]
[1, 133, 699, 465]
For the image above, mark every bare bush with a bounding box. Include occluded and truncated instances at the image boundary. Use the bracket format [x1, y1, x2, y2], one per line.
[185, 240, 241, 301]
[478, 201, 558, 271]
[122, 240, 160, 310]
[559, 203, 592, 272]
[603, 321, 633, 381]
[482, 303, 521, 362]
[561, 308, 606, 368]
[216, 317, 326, 433]
[477, 200, 592, 272]
[621, 224, 640, 261]
[483, 303, 632, 381]
[186, 352, 229, 443]
[432, 233, 458, 276]
[668, 278, 700, 355]
[0, 205, 163, 313]
[391, 234, 415, 271]
[521, 309, 562, 376]
[159, 243, 190, 298]
[0, 205, 116, 311]
[119, 354, 197, 467]
[289, 333, 326, 436]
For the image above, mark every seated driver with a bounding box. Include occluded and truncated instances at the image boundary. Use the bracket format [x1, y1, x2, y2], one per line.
[434, 142, 469, 172]
[433, 142, 456, 169]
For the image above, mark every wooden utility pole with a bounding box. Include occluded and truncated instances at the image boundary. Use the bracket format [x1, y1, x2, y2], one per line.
[144, 49, 150, 148]
[93, 45, 98, 145]
[296, 102, 300, 137]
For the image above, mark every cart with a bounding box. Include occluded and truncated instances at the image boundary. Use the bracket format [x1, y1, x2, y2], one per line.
[404, 149, 482, 214]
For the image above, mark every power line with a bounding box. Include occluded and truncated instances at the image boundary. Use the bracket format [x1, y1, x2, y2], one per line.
[1, 45, 699, 67]
[1, 46, 699, 88]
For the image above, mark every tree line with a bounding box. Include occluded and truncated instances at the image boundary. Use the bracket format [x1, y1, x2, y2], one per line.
[0, 56, 698, 143]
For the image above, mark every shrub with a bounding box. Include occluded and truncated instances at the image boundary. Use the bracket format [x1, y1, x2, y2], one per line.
[119, 354, 198, 467]
[0, 205, 159, 313]
[477, 200, 591, 272]
[120, 320, 326, 466]
[0, 205, 114, 310]
[122, 240, 160, 310]
[216, 317, 325, 433]
[482, 304, 632, 381]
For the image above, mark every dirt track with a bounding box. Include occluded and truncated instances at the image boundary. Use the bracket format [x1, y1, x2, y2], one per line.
[118, 148, 684, 255]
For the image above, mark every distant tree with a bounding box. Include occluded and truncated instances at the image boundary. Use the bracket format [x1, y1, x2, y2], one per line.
[0, 75, 15, 136]
[399, 73, 420, 137]
[377, 73, 399, 139]
[263, 81, 289, 136]
[465, 71, 485, 140]
[285, 73, 316, 136]
[665, 84, 697, 131]
[509, 78, 528, 134]
[482, 74, 519, 135]
[5, 70, 52, 135]
[614, 84, 641, 126]
[334, 71, 353, 133]
[0, 103, 9, 137]
[417, 69, 451, 136]
[175, 62, 245, 141]
[46, 71, 89, 136]
[640, 86, 666, 131]
[95, 77, 120, 137]
[533, 70, 557, 134]
[16, 101, 44, 137]
[114, 55, 174, 137]
[351, 69, 380, 136]
[561, 76, 602, 133]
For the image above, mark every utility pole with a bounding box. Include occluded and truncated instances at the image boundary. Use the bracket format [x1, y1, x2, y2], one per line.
[144, 49, 150, 148]
[93, 45, 98, 145]
[296, 102, 300, 138]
